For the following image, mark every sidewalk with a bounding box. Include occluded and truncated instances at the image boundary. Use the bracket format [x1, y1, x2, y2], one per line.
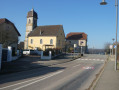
[94, 55, 119, 90]
[0, 54, 75, 74]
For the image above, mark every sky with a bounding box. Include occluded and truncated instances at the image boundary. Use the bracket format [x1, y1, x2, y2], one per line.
[0, 0, 118, 49]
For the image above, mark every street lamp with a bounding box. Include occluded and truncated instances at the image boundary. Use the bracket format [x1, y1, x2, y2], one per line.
[100, 0, 118, 70]
[100, 0, 107, 5]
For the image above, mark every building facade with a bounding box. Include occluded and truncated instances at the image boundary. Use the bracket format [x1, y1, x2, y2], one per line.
[24, 9, 38, 49]
[24, 9, 65, 51]
[66, 32, 88, 53]
[0, 18, 21, 53]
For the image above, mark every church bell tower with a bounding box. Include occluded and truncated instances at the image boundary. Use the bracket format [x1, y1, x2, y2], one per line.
[24, 9, 38, 49]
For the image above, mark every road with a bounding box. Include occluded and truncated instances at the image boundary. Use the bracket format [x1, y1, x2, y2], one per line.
[0, 54, 107, 90]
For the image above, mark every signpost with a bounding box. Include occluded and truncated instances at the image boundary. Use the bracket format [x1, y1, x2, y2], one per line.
[74, 44, 77, 58]
[109, 45, 113, 55]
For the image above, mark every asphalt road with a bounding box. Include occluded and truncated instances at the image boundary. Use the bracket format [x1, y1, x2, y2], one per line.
[0, 54, 107, 90]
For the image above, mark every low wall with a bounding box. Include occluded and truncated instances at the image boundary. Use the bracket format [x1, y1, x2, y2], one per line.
[41, 51, 52, 60]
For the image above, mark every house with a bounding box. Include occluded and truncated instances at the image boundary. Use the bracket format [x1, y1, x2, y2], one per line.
[0, 18, 21, 55]
[66, 32, 87, 53]
[18, 42, 24, 50]
[24, 9, 65, 51]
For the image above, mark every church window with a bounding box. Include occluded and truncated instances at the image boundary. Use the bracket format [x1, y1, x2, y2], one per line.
[28, 19, 31, 24]
[40, 39, 43, 44]
[50, 39, 53, 44]
[31, 39, 33, 44]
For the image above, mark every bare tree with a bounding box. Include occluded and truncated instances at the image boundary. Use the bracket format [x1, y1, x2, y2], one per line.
[104, 42, 111, 54]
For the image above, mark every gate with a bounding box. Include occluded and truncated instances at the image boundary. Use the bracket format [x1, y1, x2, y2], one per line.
[2, 49, 8, 62]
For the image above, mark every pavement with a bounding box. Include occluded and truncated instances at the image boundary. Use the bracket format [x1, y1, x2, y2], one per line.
[0, 54, 76, 74]
[94, 55, 119, 90]
[0, 54, 106, 90]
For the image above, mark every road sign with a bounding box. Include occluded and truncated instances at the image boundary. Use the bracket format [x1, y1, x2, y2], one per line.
[114, 45, 116, 48]
[109, 45, 113, 49]
[74, 44, 77, 48]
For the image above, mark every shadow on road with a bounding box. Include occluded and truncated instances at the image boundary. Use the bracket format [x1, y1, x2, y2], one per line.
[0, 65, 65, 85]
[0, 55, 66, 85]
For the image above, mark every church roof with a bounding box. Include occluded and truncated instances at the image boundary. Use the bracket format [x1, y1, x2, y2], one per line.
[66, 32, 87, 40]
[0, 18, 21, 36]
[27, 9, 38, 19]
[28, 25, 63, 37]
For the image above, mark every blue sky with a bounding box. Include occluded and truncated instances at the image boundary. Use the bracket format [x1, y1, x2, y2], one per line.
[0, 0, 118, 49]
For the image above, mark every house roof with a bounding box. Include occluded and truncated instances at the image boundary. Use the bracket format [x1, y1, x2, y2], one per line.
[27, 9, 38, 19]
[66, 32, 87, 40]
[28, 25, 63, 37]
[0, 18, 21, 36]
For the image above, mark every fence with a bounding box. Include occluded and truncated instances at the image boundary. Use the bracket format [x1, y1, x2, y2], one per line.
[23, 50, 42, 55]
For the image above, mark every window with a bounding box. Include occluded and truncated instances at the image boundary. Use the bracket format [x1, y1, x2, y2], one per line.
[31, 39, 33, 44]
[40, 39, 43, 44]
[59, 40, 60, 44]
[28, 19, 31, 24]
[50, 39, 53, 44]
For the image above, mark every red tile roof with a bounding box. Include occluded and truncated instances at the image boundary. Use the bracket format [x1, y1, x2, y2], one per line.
[66, 32, 87, 40]
[0, 18, 21, 36]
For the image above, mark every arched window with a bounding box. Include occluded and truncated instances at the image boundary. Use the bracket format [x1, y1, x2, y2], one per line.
[50, 39, 53, 44]
[31, 39, 33, 44]
[40, 39, 43, 44]
[28, 19, 31, 24]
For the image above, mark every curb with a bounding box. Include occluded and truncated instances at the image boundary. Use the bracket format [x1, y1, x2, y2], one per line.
[87, 55, 109, 90]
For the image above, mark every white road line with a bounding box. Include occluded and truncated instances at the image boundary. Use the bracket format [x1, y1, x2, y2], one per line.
[96, 59, 99, 61]
[78, 58, 104, 62]
[0, 70, 63, 90]
[73, 64, 81, 68]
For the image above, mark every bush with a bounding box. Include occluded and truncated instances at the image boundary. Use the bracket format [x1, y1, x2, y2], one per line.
[43, 48, 62, 56]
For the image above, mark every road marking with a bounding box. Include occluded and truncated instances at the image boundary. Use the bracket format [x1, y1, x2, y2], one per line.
[0, 70, 63, 90]
[82, 66, 94, 70]
[78, 58, 104, 62]
[73, 64, 81, 68]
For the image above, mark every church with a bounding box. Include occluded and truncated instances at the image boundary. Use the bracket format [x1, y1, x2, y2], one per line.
[24, 9, 65, 51]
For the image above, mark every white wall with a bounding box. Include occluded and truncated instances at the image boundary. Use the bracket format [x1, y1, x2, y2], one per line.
[7, 46, 12, 62]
